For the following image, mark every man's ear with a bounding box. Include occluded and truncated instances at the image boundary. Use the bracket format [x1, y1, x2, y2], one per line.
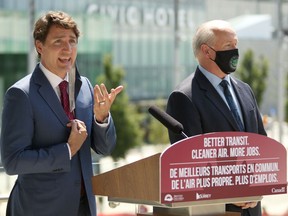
[201, 44, 210, 57]
[35, 40, 43, 55]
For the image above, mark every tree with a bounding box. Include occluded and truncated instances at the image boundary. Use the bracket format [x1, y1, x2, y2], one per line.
[146, 99, 170, 144]
[97, 54, 143, 160]
[236, 49, 268, 107]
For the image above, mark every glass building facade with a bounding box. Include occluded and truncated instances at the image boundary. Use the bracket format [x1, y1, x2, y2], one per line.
[0, 0, 206, 101]
[1, 0, 288, 110]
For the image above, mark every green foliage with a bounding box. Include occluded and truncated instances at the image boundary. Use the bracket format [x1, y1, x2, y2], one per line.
[146, 100, 170, 144]
[97, 54, 143, 160]
[236, 49, 268, 107]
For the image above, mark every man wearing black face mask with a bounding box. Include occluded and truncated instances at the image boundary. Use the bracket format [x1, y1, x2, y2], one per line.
[166, 20, 266, 216]
[207, 45, 239, 73]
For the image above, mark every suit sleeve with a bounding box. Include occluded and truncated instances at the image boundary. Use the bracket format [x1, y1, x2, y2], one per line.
[0, 87, 70, 175]
[91, 117, 116, 155]
[166, 91, 203, 144]
[246, 83, 267, 136]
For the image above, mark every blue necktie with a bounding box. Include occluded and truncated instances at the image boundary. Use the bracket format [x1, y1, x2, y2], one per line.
[220, 80, 244, 131]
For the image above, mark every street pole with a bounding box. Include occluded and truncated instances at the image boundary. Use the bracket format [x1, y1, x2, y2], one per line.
[28, 0, 36, 74]
[173, 0, 180, 88]
[276, 0, 284, 143]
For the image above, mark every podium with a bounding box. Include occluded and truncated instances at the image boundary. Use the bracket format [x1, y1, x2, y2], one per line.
[92, 132, 287, 216]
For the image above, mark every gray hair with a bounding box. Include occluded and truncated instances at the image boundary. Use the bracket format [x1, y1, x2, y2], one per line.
[192, 20, 232, 58]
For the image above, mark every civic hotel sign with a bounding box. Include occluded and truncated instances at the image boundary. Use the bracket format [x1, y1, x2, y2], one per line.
[160, 132, 287, 204]
[86, 3, 200, 28]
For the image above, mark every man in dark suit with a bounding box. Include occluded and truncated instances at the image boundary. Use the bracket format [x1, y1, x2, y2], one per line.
[0, 11, 123, 216]
[166, 20, 266, 216]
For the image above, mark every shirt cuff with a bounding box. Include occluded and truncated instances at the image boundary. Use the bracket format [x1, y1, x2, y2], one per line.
[94, 113, 111, 126]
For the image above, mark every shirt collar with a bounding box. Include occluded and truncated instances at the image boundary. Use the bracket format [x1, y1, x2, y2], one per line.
[198, 65, 231, 87]
[39, 63, 69, 88]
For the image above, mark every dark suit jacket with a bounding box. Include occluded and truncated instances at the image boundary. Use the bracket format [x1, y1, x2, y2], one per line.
[0, 64, 117, 216]
[166, 67, 267, 216]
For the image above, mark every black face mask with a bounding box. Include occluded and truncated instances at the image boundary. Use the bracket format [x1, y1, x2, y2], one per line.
[208, 46, 239, 74]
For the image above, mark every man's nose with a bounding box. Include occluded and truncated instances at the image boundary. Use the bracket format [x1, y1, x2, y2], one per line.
[62, 41, 72, 51]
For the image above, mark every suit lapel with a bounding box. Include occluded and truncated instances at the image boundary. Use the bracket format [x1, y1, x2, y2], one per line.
[195, 70, 240, 131]
[32, 65, 70, 126]
[230, 78, 254, 132]
[73, 66, 83, 119]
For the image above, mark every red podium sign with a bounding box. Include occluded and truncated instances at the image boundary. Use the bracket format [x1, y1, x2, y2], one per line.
[160, 132, 287, 204]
